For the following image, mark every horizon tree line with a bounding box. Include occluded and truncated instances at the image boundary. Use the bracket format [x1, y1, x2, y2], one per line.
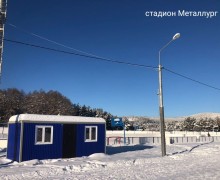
[0, 88, 114, 128]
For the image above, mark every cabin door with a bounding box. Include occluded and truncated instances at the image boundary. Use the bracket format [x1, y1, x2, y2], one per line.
[62, 124, 76, 158]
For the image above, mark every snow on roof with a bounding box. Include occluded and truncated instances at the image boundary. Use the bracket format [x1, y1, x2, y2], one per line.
[9, 114, 106, 124]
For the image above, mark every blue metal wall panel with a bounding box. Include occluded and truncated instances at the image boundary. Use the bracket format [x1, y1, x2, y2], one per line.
[76, 124, 105, 157]
[7, 123, 21, 161]
[7, 121, 105, 161]
[22, 123, 63, 161]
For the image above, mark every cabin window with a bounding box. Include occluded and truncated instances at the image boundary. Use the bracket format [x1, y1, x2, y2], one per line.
[85, 126, 97, 142]
[35, 126, 53, 145]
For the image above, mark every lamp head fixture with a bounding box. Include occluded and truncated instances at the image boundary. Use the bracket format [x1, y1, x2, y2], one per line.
[173, 33, 180, 40]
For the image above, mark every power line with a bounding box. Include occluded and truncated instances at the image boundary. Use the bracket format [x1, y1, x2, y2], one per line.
[7, 22, 122, 60]
[4, 38, 157, 69]
[163, 67, 220, 91]
[4, 30, 220, 92]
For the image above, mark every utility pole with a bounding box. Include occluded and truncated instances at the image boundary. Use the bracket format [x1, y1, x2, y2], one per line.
[0, 0, 7, 83]
[158, 33, 180, 157]
[158, 63, 166, 156]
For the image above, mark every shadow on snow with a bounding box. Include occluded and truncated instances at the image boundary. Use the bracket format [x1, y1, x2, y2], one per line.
[106, 145, 154, 155]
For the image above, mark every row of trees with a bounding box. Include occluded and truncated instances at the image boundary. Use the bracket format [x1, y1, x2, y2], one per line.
[124, 117, 220, 132]
[1, 88, 219, 132]
[180, 117, 220, 132]
[0, 88, 114, 127]
[123, 117, 160, 131]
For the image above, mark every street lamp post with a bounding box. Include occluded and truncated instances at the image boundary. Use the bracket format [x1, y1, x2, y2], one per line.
[158, 33, 180, 157]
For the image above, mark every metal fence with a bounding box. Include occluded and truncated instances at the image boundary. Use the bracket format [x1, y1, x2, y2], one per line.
[106, 136, 161, 145]
[169, 136, 220, 144]
[0, 123, 8, 140]
[106, 136, 220, 146]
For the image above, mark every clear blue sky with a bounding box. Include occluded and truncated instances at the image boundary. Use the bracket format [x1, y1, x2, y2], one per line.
[1, 0, 220, 117]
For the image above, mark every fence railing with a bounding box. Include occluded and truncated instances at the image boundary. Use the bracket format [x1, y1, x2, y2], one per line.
[0, 124, 8, 140]
[169, 136, 220, 144]
[106, 137, 161, 145]
[0, 134, 7, 139]
[106, 136, 220, 146]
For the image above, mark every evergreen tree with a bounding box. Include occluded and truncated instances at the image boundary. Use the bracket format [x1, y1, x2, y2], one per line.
[72, 104, 80, 116]
[181, 117, 196, 131]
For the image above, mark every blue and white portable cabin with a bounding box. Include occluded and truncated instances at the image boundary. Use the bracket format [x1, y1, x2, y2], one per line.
[7, 114, 106, 162]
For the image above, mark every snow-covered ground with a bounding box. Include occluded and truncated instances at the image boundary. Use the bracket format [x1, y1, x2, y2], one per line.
[1, 126, 220, 179]
[1, 142, 220, 179]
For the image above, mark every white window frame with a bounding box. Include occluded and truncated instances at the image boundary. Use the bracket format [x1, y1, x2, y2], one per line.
[85, 126, 98, 142]
[35, 126, 53, 145]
